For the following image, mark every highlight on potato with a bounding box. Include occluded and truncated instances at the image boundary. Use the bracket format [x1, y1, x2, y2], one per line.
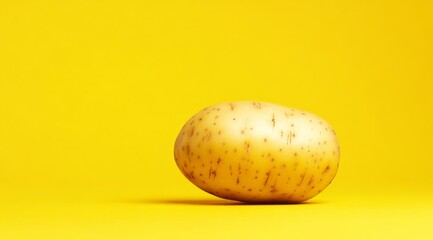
[174, 101, 340, 203]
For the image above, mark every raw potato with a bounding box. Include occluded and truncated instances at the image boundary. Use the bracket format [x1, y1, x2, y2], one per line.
[174, 101, 340, 203]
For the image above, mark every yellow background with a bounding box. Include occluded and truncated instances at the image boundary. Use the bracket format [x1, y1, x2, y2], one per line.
[1, 0, 432, 239]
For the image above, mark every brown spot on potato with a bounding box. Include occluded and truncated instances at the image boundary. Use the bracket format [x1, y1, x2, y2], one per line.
[287, 132, 292, 144]
[252, 102, 262, 109]
[244, 141, 250, 153]
[229, 103, 235, 110]
[297, 173, 306, 186]
[323, 165, 330, 174]
[272, 114, 276, 128]
[308, 176, 314, 185]
[264, 171, 271, 186]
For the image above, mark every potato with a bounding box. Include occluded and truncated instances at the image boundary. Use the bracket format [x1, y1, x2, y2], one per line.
[174, 101, 340, 203]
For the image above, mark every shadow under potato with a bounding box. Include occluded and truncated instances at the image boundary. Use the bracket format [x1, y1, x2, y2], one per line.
[126, 198, 322, 206]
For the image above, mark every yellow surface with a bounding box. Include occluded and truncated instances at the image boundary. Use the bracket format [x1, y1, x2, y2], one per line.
[1, 0, 432, 239]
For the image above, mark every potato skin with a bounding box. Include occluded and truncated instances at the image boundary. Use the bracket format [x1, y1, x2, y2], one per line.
[174, 101, 340, 203]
